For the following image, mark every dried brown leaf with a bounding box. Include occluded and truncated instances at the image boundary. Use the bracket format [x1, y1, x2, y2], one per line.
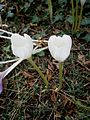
[21, 71, 33, 79]
[78, 53, 85, 63]
[50, 91, 57, 103]
[46, 69, 52, 81]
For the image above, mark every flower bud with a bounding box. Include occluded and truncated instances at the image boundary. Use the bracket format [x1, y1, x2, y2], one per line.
[48, 35, 72, 62]
[80, 0, 86, 6]
[11, 33, 33, 59]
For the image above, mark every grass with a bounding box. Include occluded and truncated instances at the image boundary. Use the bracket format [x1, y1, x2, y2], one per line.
[0, 0, 90, 120]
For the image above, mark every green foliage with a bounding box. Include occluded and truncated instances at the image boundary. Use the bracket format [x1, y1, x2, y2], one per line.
[81, 18, 90, 26]
[28, 0, 34, 3]
[65, 116, 72, 120]
[20, 2, 31, 13]
[58, 0, 67, 7]
[37, 51, 45, 57]
[81, 33, 90, 42]
[53, 13, 64, 22]
[66, 15, 74, 24]
[31, 15, 40, 23]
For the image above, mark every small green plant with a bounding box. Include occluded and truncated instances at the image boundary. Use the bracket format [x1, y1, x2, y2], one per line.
[77, 0, 86, 30]
[48, 35, 72, 91]
[71, 0, 86, 33]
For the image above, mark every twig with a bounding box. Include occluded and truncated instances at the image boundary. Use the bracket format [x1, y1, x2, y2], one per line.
[77, 60, 90, 72]
[71, 48, 90, 51]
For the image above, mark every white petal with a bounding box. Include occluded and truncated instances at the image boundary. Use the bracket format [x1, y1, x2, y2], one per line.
[11, 33, 26, 46]
[24, 33, 33, 42]
[53, 47, 70, 62]
[62, 34, 72, 50]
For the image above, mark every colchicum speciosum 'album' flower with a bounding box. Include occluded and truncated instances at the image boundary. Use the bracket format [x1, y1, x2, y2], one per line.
[48, 35, 72, 62]
[11, 33, 33, 59]
[0, 29, 48, 94]
[80, 0, 86, 6]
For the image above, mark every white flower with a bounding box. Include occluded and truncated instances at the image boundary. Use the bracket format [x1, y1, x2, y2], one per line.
[0, 29, 48, 94]
[80, 0, 86, 6]
[11, 33, 33, 59]
[48, 35, 72, 62]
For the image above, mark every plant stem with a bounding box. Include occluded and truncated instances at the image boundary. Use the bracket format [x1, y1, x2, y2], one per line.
[55, 62, 63, 92]
[77, 5, 83, 30]
[48, 0, 53, 23]
[71, 0, 75, 32]
[59, 62, 63, 90]
[28, 58, 48, 87]
[74, 0, 78, 32]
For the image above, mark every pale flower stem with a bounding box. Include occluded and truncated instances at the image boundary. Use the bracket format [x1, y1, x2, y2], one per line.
[77, 5, 83, 30]
[0, 58, 19, 64]
[59, 62, 63, 90]
[55, 62, 63, 92]
[0, 29, 13, 35]
[74, 0, 78, 32]
[32, 46, 48, 55]
[71, 0, 75, 32]
[33, 40, 48, 43]
[3, 59, 23, 78]
[28, 58, 48, 87]
[0, 35, 11, 39]
[48, 0, 53, 23]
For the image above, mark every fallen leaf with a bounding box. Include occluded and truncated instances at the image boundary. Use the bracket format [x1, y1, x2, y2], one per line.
[50, 90, 57, 103]
[84, 61, 90, 65]
[21, 70, 33, 79]
[78, 53, 85, 63]
[27, 80, 35, 87]
[46, 68, 52, 81]
[55, 111, 61, 118]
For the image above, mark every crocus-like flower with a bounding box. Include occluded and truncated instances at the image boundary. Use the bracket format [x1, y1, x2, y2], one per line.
[0, 29, 48, 94]
[11, 33, 33, 59]
[80, 0, 86, 6]
[48, 35, 72, 62]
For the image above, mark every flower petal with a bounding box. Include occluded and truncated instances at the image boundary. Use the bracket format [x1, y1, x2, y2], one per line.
[53, 46, 71, 62]
[62, 35, 72, 50]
